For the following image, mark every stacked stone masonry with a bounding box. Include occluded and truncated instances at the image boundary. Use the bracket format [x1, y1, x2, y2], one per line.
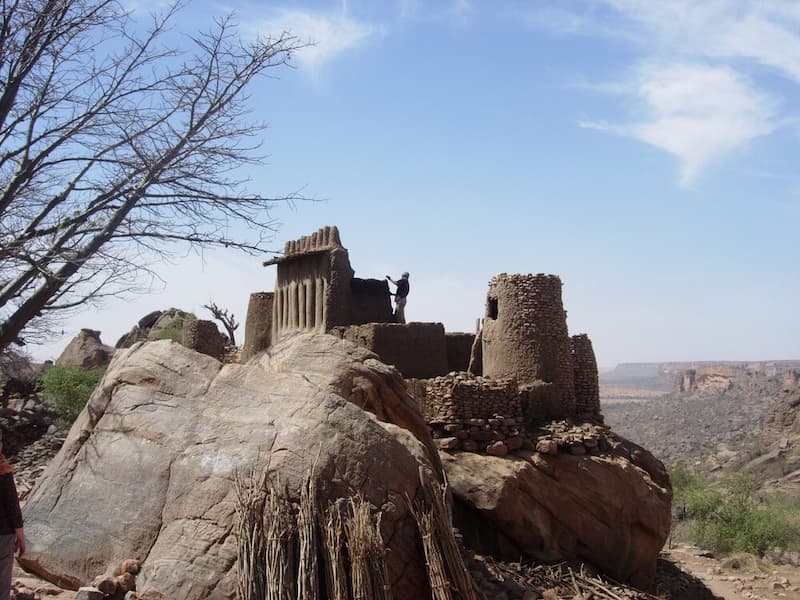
[570, 334, 601, 417]
[256, 228, 606, 458]
[482, 273, 576, 417]
[182, 319, 226, 361]
[420, 373, 529, 455]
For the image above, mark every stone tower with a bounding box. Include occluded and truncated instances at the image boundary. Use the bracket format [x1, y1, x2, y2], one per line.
[482, 273, 575, 411]
[570, 333, 600, 418]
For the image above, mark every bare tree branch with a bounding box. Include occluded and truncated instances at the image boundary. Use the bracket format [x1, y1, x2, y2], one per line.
[203, 301, 238, 346]
[0, 0, 306, 350]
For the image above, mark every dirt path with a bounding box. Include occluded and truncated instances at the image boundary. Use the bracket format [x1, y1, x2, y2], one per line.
[665, 545, 800, 600]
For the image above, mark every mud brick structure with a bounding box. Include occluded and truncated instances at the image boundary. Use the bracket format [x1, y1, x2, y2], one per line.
[482, 274, 576, 415]
[265, 226, 353, 340]
[446, 332, 475, 373]
[258, 227, 604, 456]
[264, 226, 394, 342]
[419, 373, 527, 453]
[241, 292, 274, 362]
[182, 319, 226, 361]
[571, 334, 601, 418]
[331, 323, 448, 378]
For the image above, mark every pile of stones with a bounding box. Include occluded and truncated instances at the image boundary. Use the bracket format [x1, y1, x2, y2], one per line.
[530, 420, 609, 457]
[76, 559, 141, 600]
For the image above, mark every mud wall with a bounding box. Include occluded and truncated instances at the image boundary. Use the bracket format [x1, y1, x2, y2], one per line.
[482, 274, 575, 412]
[241, 292, 274, 362]
[269, 226, 354, 340]
[445, 333, 475, 374]
[332, 322, 448, 379]
[349, 278, 394, 325]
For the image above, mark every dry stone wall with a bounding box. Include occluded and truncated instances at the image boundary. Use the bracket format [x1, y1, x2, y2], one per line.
[419, 373, 528, 455]
[570, 334, 600, 418]
[182, 319, 226, 361]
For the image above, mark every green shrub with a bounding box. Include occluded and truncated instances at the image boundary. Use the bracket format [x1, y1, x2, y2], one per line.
[151, 312, 196, 343]
[669, 467, 800, 557]
[41, 365, 105, 422]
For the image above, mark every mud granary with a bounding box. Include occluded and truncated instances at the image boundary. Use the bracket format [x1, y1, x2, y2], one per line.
[245, 226, 602, 454]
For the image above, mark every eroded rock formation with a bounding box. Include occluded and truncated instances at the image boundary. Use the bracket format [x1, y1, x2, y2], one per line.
[442, 433, 671, 588]
[55, 329, 114, 369]
[21, 333, 442, 599]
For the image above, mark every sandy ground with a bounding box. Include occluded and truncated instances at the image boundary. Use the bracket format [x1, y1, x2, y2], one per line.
[12, 545, 800, 599]
[665, 545, 800, 600]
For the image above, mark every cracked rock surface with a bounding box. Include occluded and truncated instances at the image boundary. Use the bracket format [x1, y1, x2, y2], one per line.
[20, 333, 441, 600]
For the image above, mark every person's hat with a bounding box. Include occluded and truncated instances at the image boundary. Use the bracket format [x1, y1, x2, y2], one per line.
[402, 272, 409, 278]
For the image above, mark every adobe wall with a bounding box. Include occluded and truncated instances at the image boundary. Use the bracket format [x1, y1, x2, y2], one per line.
[241, 292, 273, 362]
[349, 278, 394, 325]
[267, 226, 354, 340]
[331, 322, 448, 379]
[445, 332, 475, 373]
[482, 274, 575, 412]
[571, 333, 600, 418]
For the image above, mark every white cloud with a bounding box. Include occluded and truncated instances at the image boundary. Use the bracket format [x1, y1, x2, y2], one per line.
[596, 0, 800, 82]
[530, 0, 800, 183]
[252, 10, 383, 71]
[582, 63, 777, 185]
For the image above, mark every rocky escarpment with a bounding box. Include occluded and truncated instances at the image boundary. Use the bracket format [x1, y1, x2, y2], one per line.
[55, 328, 114, 369]
[21, 332, 674, 597]
[441, 423, 671, 588]
[21, 333, 443, 600]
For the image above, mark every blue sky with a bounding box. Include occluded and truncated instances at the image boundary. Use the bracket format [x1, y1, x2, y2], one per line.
[32, 0, 800, 367]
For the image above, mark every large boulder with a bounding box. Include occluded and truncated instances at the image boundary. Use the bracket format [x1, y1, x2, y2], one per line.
[55, 329, 113, 369]
[21, 333, 441, 600]
[441, 438, 671, 588]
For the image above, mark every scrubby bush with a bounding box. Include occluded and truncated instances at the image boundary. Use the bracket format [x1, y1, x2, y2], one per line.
[41, 365, 105, 422]
[152, 312, 196, 343]
[670, 466, 800, 557]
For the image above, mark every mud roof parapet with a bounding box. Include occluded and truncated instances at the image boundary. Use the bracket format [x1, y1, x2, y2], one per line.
[263, 225, 343, 266]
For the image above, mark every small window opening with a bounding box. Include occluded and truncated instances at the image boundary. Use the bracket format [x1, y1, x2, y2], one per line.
[487, 297, 498, 320]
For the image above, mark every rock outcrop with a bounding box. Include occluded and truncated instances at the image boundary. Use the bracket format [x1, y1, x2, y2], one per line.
[21, 333, 442, 600]
[55, 329, 114, 369]
[115, 308, 195, 348]
[441, 435, 671, 588]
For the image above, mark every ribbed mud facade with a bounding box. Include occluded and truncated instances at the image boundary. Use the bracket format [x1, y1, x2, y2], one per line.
[259, 228, 605, 451]
[266, 226, 354, 340]
[265, 226, 397, 343]
[482, 274, 576, 417]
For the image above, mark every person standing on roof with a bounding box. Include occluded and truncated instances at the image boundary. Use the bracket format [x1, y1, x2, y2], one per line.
[386, 272, 410, 324]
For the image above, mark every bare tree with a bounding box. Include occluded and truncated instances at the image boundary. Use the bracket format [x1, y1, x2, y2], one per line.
[203, 301, 239, 346]
[0, 0, 304, 351]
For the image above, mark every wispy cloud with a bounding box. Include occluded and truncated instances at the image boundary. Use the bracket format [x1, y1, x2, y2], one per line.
[581, 63, 778, 185]
[252, 9, 384, 71]
[531, 0, 800, 184]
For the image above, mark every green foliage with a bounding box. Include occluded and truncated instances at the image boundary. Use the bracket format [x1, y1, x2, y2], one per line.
[669, 466, 800, 557]
[41, 365, 105, 423]
[152, 313, 196, 343]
